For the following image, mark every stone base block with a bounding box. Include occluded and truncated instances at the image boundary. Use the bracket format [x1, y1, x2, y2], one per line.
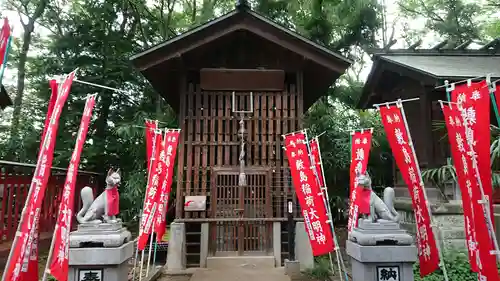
[166, 222, 186, 270]
[284, 259, 300, 277]
[69, 222, 132, 248]
[346, 240, 417, 281]
[349, 219, 414, 246]
[68, 241, 134, 281]
[295, 222, 314, 270]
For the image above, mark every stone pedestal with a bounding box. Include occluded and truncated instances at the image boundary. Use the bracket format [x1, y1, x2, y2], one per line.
[69, 223, 133, 281]
[166, 222, 186, 270]
[295, 222, 314, 270]
[346, 219, 417, 281]
[284, 259, 301, 277]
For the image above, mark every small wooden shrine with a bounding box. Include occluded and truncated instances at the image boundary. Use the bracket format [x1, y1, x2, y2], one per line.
[131, 2, 351, 266]
[359, 38, 500, 200]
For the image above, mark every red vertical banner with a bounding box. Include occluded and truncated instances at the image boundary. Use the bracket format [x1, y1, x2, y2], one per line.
[441, 104, 479, 271]
[309, 138, 325, 188]
[284, 132, 334, 256]
[138, 130, 162, 250]
[4, 70, 76, 281]
[39, 80, 59, 153]
[0, 18, 10, 65]
[451, 82, 493, 229]
[379, 104, 440, 276]
[22, 79, 59, 281]
[46, 95, 96, 281]
[155, 130, 181, 241]
[452, 82, 500, 281]
[347, 130, 372, 233]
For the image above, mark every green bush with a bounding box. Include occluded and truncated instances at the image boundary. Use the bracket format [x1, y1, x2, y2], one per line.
[303, 256, 332, 280]
[413, 250, 500, 281]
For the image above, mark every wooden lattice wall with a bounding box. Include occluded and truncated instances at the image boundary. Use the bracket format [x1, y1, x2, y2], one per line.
[175, 73, 304, 219]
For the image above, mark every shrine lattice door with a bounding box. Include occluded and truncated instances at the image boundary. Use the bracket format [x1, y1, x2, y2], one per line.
[210, 168, 272, 256]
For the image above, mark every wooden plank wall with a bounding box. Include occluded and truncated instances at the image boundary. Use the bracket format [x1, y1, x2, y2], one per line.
[175, 79, 304, 219]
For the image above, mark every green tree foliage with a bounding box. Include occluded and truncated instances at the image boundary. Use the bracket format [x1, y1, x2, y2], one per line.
[397, 0, 495, 46]
[0, 0, 496, 222]
[0, 0, 388, 222]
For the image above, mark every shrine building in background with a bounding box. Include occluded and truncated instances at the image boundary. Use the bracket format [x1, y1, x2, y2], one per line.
[130, 1, 351, 268]
[359, 38, 500, 202]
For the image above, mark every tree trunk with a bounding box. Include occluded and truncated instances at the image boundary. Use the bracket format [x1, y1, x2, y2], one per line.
[8, 0, 49, 159]
[8, 23, 34, 155]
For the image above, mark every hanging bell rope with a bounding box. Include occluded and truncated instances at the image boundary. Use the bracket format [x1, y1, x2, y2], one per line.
[238, 113, 247, 187]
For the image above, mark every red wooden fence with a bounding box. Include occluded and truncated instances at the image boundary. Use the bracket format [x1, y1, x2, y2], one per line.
[0, 160, 103, 244]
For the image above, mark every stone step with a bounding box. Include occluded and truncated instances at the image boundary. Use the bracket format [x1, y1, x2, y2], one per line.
[206, 255, 275, 269]
[394, 186, 444, 201]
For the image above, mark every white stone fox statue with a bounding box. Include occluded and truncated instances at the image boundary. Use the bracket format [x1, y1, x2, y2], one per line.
[77, 168, 122, 224]
[356, 172, 400, 223]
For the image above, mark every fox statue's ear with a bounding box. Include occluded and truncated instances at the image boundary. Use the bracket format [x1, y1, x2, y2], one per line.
[115, 168, 121, 176]
[107, 168, 114, 177]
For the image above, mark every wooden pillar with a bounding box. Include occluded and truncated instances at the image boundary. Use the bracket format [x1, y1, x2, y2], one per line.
[419, 84, 434, 168]
[175, 72, 187, 219]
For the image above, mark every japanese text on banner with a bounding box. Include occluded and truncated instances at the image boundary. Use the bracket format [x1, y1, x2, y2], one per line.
[138, 129, 163, 250]
[451, 82, 494, 230]
[284, 132, 334, 256]
[145, 120, 158, 171]
[154, 130, 181, 242]
[20, 79, 59, 281]
[452, 83, 499, 281]
[441, 104, 478, 272]
[4, 71, 76, 281]
[347, 130, 372, 232]
[379, 105, 440, 277]
[309, 139, 325, 188]
[47, 95, 96, 281]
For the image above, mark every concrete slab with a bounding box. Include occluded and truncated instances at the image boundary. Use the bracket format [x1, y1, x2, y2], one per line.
[206, 256, 275, 269]
[189, 267, 289, 281]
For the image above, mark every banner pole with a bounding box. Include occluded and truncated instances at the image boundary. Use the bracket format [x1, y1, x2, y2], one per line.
[139, 248, 145, 281]
[0, 35, 11, 85]
[302, 132, 335, 277]
[397, 100, 450, 281]
[313, 136, 348, 281]
[303, 131, 348, 281]
[487, 77, 500, 126]
[459, 104, 500, 259]
[132, 235, 140, 281]
[145, 232, 154, 276]
[372, 97, 419, 108]
[444, 80, 453, 102]
[347, 131, 355, 233]
[152, 241, 158, 271]
[135, 127, 160, 281]
[40, 81, 65, 281]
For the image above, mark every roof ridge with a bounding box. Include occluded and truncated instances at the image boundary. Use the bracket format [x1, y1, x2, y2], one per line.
[376, 52, 500, 57]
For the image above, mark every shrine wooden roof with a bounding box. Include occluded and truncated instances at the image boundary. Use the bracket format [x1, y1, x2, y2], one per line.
[130, 4, 352, 112]
[0, 85, 11, 110]
[358, 38, 500, 109]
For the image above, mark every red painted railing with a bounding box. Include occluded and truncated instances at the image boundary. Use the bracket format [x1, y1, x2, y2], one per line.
[0, 160, 103, 244]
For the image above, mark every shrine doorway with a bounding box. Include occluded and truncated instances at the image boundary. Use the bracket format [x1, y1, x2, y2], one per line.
[210, 167, 272, 256]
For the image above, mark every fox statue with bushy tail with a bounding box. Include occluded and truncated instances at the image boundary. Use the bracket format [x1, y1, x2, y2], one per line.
[77, 168, 122, 224]
[356, 172, 400, 223]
